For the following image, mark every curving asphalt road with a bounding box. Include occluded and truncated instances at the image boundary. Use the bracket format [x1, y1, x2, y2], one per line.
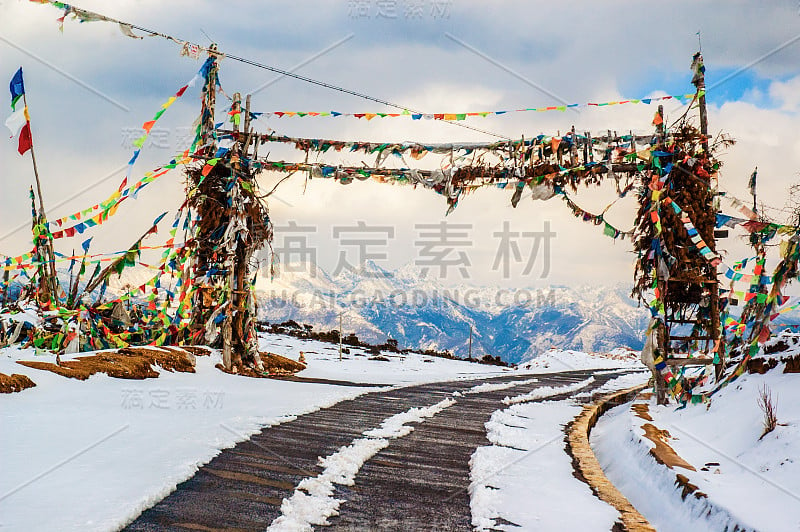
[125, 369, 628, 531]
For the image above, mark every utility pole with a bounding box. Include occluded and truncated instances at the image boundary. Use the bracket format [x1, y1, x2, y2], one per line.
[339, 311, 343, 362]
[468, 324, 473, 360]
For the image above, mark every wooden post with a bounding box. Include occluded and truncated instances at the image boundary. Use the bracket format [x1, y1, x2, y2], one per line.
[692, 52, 723, 379]
[23, 92, 59, 304]
[231, 92, 241, 134]
[1, 269, 9, 307]
[570, 125, 578, 167]
[339, 312, 343, 362]
[242, 94, 253, 154]
[656, 105, 665, 143]
[189, 46, 219, 343]
[693, 52, 709, 154]
[629, 130, 635, 158]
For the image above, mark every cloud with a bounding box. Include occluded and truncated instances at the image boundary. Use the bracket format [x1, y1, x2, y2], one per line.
[0, 1, 797, 294]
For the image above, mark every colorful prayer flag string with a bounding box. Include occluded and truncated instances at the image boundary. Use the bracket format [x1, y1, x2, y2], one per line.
[256, 93, 701, 121]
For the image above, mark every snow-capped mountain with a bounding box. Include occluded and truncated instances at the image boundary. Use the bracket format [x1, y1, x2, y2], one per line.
[255, 260, 651, 364]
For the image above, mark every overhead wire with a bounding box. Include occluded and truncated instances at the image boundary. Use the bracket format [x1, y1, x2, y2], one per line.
[37, 2, 511, 140]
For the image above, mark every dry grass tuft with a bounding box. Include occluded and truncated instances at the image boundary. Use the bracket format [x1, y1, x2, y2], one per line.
[0, 372, 36, 393]
[16, 347, 196, 380]
[757, 384, 778, 439]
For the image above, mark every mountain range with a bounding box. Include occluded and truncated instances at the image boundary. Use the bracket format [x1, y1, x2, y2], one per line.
[254, 260, 651, 364]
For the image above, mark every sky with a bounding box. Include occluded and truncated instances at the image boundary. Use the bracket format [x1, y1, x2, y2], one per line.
[1, 0, 799, 292]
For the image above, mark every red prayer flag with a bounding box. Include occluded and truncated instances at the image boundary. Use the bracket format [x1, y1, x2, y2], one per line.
[17, 122, 32, 155]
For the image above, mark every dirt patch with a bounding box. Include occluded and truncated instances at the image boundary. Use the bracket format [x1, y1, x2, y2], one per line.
[747, 355, 800, 374]
[747, 357, 778, 374]
[783, 354, 800, 373]
[262, 353, 306, 374]
[179, 346, 212, 357]
[215, 352, 306, 377]
[567, 385, 655, 532]
[0, 372, 36, 393]
[641, 423, 696, 471]
[16, 346, 196, 380]
[632, 403, 653, 421]
[675, 473, 707, 500]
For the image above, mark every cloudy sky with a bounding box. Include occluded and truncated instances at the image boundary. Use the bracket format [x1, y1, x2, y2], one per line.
[1, 0, 799, 292]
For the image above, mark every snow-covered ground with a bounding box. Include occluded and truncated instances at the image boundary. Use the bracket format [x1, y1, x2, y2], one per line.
[518, 347, 643, 373]
[469, 373, 649, 531]
[1, 331, 645, 531]
[0, 334, 510, 531]
[257, 333, 514, 384]
[592, 332, 800, 532]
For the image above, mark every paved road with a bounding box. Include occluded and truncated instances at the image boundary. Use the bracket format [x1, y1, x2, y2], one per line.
[126, 369, 626, 531]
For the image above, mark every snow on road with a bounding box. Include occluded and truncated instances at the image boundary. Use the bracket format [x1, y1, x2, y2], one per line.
[268, 398, 456, 531]
[501, 376, 595, 405]
[464, 377, 539, 394]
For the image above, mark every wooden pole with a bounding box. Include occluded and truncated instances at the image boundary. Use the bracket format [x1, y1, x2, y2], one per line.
[243, 94, 253, 155]
[23, 93, 46, 220]
[339, 312, 343, 361]
[189, 46, 219, 343]
[23, 92, 59, 303]
[694, 53, 709, 153]
[1, 269, 9, 307]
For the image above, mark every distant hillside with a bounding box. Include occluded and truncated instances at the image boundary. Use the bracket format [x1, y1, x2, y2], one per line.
[255, 260, 651, 364]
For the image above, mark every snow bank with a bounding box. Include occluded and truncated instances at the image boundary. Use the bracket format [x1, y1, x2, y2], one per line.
[469, 375, 646, 530]
[259, 332, 514, 384]
[0, 332, 498, 531]
[592, 403, 747, 532]
[470, 400, 618, 530]
[592, 337, 800, 532]
[518, 348, 644, 373]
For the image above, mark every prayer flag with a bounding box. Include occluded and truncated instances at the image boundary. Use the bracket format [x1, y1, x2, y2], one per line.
[7, 68, 32, 154]
[9, 67, 24, 111]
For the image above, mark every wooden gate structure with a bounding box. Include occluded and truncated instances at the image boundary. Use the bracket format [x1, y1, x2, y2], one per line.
[13, 0, 796, 405]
